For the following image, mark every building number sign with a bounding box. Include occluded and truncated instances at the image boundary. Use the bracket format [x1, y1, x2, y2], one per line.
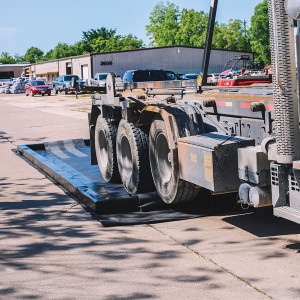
[100, 61, 113, 65]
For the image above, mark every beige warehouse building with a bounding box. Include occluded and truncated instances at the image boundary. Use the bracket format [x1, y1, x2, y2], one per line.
[24, 46, 254, 83]
[25, 54, 91, 83]
[0, 63, 31, 80]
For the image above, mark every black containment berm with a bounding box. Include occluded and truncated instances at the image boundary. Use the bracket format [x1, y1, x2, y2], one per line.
[16, 139, 211, 226]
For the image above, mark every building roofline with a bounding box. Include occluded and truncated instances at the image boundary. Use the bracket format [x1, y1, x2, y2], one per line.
[27, 45, 254, 66]
[91, 45, 254, 56]
[0, 63, 31, 67]
[30, 53, 91, 66]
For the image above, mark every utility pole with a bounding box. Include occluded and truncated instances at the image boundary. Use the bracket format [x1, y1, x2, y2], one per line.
[201, 0, 218, 86]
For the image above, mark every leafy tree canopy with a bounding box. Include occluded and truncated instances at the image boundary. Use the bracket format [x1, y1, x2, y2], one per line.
[146, 2, 180, 46]
[82, 27, 143, 53]
[213, 19, 251, 51]
[0, 52, 17, 64]
[145, 2, 252, 52]
[43, 42, 76, 60]
[175, 9, 209, 47]
[23, 46, 44, 63]
[249, 0, 270, 64]
[82, 27, 117, 53]
[0, 52, 24, 64]
[41, 27, 143, 61]
[13, 53, 24, 63]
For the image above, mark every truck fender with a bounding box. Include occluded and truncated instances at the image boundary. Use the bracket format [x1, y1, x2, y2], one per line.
[140, 104, 205, 150]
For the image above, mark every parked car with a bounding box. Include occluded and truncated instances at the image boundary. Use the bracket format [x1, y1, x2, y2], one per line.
[52, 75, 85, 94]
[123, 69, 181, 83]
[93, 73, 109, 87]
[87, 73, 109, 87]
[207, 73, 219, 85]
[25, 80, 51, 96]
[180, 73, 199, 80]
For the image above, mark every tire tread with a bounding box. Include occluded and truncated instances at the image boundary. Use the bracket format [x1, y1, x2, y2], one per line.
[117, 120, 154, 193]
[150, 119, 200, 204]
[95, 117, 120, 183]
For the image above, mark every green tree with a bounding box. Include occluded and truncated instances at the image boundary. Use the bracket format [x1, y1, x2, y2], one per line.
[91, 35, 143, 53]
[175, 9, 209, 47]
[249, 0, 270, 64]
[213, 19, 251, 51]
[145, 2, 180, 46]
[146, 2, 253, 52]
[0, 52, 16, 64]
[89, 31, 143, 53]
[43, 49, 54, 61]
[14, 53, 24, 63]
[89, 36, 118, 53]
[43, 42, 76, 60]
[72, 41, 87, 55]
[119, 34, 144, 50]
[41, 28, 143, 61]
[82, 27, 116, 53]
[23, 46, 44, 63]
[80, 27, 143, 53]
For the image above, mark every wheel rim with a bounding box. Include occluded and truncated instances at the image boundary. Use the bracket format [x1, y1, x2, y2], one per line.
[98, 130, 108, 169]
[156, 132, 172, 184]
[120, 135, 133, 178]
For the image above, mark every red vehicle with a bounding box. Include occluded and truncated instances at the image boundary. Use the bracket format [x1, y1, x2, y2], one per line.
[218, 74, 272, 86]
[25, 80, 51, 96]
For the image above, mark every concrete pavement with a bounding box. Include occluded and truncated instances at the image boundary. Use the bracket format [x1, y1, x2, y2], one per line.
[1, 93, 300, 299]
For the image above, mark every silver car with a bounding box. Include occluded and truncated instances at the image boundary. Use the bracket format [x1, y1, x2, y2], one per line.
[207, 73, 219, 85]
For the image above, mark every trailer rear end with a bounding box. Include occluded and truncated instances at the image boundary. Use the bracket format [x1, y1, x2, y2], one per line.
[88, 0, 300, 225]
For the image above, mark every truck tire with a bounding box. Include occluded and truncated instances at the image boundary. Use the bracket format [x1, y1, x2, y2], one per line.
[116, 120, 154, 194]
[95, 117, 120, 183]
[149, 119, 200, 204]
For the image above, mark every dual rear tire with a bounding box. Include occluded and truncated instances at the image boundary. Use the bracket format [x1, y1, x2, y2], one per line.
[95, 117, 120, 183]
[95, 117, 154, 194]
[95, 116, 200, 203]
[116, 120, 154, 194]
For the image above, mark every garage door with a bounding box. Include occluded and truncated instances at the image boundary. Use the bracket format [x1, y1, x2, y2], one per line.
[0, 71, 14, 79]
[81, 65, 89, 80]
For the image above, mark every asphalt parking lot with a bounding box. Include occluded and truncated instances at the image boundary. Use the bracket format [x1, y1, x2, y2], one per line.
[1, 93, 300, 299]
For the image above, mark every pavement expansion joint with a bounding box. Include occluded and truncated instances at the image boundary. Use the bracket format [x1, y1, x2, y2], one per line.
[60, 201, 79, 213]
[148, 224, 272, 299]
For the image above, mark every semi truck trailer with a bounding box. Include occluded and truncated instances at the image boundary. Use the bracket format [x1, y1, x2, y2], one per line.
[88, 0, 300, 224]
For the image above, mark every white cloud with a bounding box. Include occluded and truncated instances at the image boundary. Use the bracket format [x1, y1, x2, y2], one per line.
[0, 26, 18, 37]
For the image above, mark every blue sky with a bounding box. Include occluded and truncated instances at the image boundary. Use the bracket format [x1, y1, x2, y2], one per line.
[0, 0, 263, 56]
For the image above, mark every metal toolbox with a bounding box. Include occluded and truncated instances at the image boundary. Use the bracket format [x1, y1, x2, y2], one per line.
[178, 132, 254, 193]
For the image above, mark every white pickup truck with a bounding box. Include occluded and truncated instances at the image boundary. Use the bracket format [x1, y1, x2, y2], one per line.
[88, 73, 109, 87]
